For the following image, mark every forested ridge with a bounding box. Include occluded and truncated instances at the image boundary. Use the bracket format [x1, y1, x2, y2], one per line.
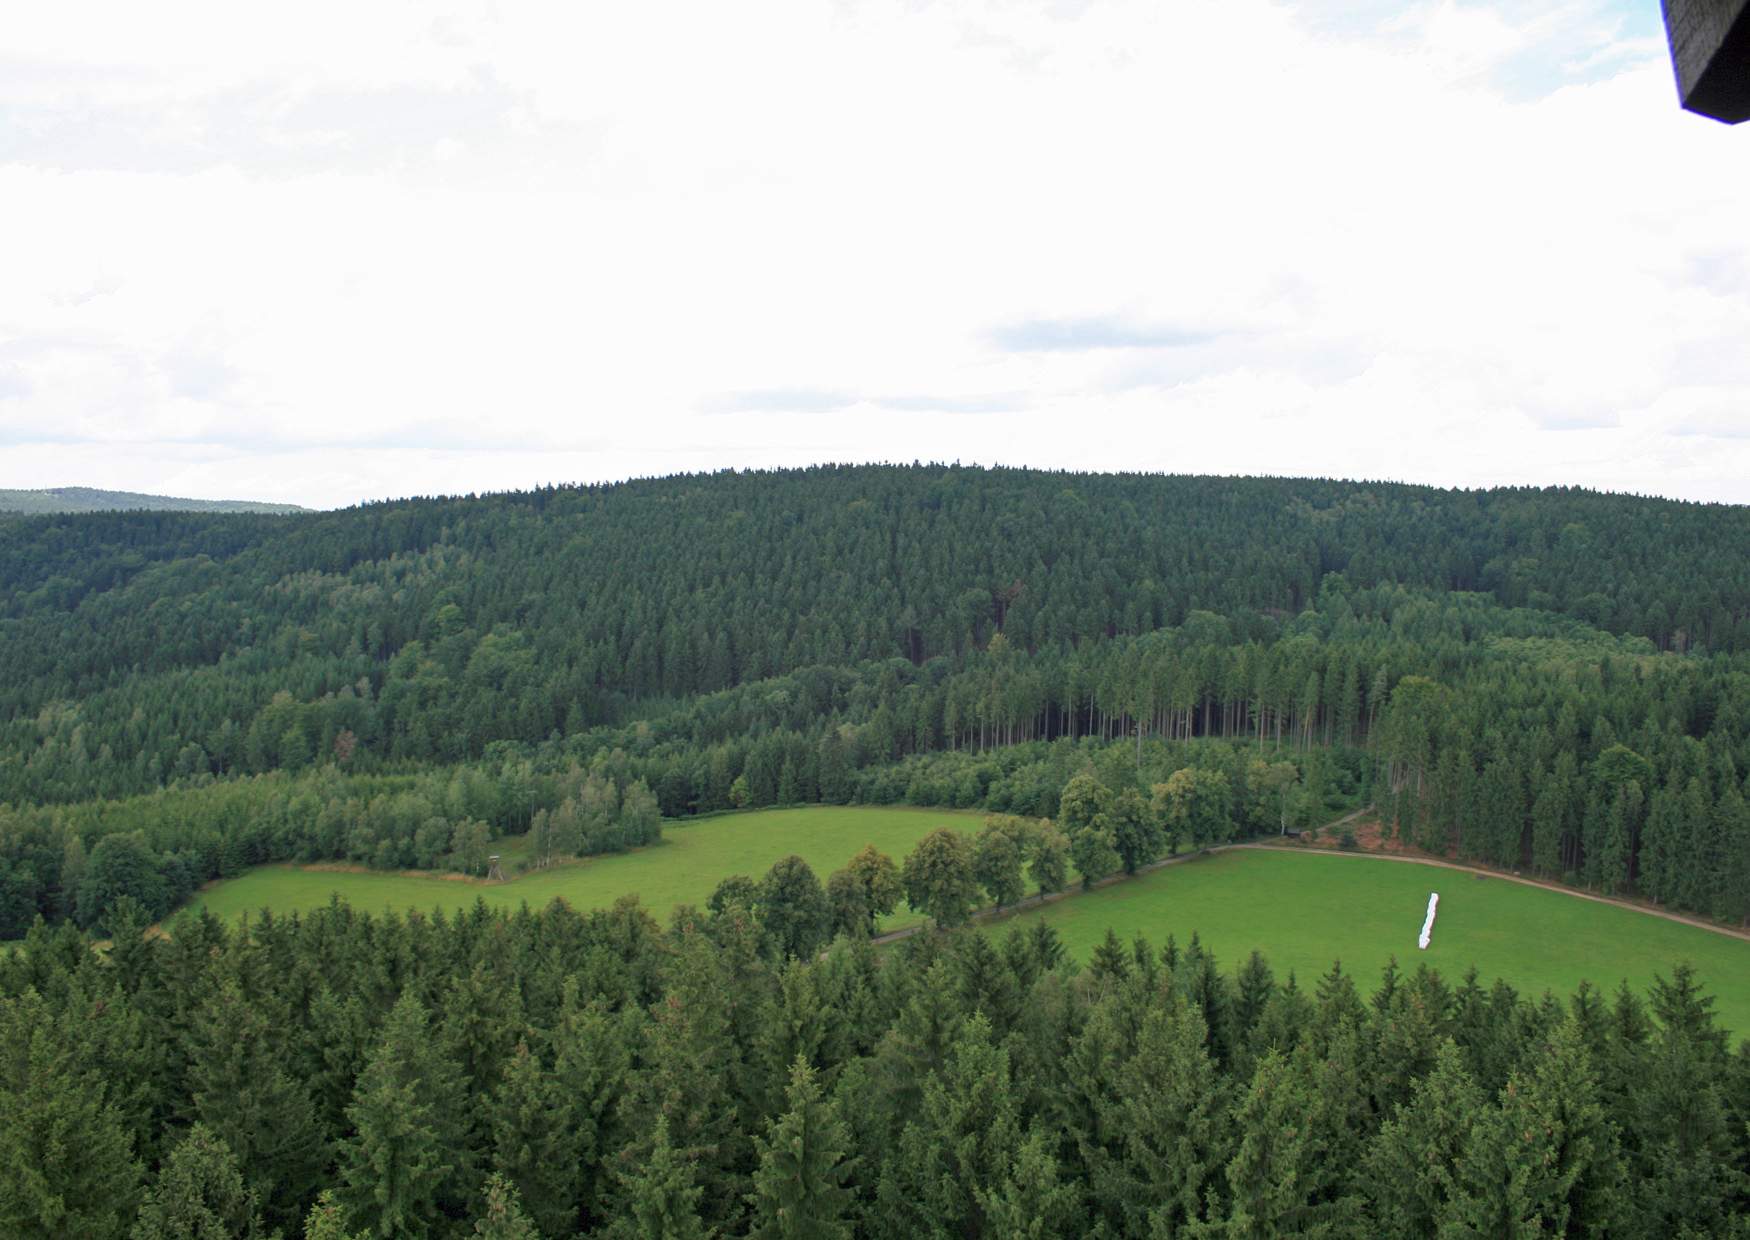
[5, 464, 1750, 1236]
[6, 470, 1749, 713]
[5, 467, 1750, 781]
[3, 465, 1750, 935]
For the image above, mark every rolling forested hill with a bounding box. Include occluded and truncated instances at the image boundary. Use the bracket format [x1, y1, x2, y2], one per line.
[0, 485, 308, 515]
[4, 465, 1750, 1238]
[1, 465, 1748, 936]
[4, 467, 1747, 740]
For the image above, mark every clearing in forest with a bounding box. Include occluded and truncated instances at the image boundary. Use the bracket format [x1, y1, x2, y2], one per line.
[181, 805, 978, 933]
[984, 847, 1750, 1037]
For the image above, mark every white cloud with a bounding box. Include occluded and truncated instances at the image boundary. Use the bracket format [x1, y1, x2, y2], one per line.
[1, 0, 1747, 508]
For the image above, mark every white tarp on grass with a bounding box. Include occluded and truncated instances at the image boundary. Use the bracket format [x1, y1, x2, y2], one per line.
[1417, 892, 1439, 950]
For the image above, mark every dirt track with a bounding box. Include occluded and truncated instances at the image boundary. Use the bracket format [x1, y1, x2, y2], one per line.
[876, 805, 1750, 948]
[1238, 842, 1750, 944]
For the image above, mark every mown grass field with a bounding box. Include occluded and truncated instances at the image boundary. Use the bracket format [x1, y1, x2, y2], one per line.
[181, 806, 979, 933]
[182, 815, 1750, 1037]
[983, 847, 1750, 1037]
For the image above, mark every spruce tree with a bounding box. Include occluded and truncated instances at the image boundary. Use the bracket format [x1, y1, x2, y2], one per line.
[1107, 998, 1229, 1234]
[129, 1124, 265, 1240]
[608, 1116, 710, 1240]
[551, 988, 634, 1228]
[755, 960, 848, 1116]
[976, 1128, 1083, 1239]
[1626, 1006, 1744, 1235]
[1219, 1050, 1346, 1236]
[1530, 762, 1568, 878]
[301, 1191, 366, 1240]
[816, 730, 852, 805]
[748, 1056, 855, 1239]
[1087, 928, 1130, 985]
[472, 1173, 540, 1240]
[1599, 784, 1638, 896]
[1232, 951, 1276, 1048]
[336, 990, 466, 1238]
[1445, 1017, 1625, 1236]
[616, 930, 744, 1232]
[869, 959, 965, 1126]
[182, 978, 327, 1231]
[1361, 1039, 1481, 1235]
[0, 1007, 143, 1240]
[1639, 786, 1679, 903]
[1713, 780, 1750, 925]
[491, 1040, 579, 1237]
[875, 1013, 1021, 1238]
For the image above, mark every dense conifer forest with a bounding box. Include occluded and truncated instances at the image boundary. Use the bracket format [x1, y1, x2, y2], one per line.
[3, 464, 1750, 1235]
[3, 898, 1746, 1237]
[3, 466, 1749, 933]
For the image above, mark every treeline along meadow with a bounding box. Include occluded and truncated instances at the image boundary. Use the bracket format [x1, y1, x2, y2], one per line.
[0, 729, 1354, 937]
[2, 894, 1745, 1237]
[0, 761, 664, 935]
[2, 466, 1750, 934]
[5, 466, 1750, 1236]
[3, 586, 1749, 935]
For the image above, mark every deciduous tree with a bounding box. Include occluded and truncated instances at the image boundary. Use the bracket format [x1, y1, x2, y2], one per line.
[901, 829, 980, 929]
[972, 823, 1026, 909]
[758, 856, 831, 960]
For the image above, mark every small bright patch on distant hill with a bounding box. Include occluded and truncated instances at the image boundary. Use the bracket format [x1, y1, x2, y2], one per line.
[0, 486, 307, 514]
[182, 805, 976, 932]
[985, 848, 1750, 1036]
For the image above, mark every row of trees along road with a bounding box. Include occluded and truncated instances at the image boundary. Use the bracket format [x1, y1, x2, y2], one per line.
[710, 761, 1292, 965]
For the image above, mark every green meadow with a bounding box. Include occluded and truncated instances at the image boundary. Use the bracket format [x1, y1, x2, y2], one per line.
[182, 813, 1750, 1037]
[984, 847, 1750, 1037]
[181, 805, 978, 934]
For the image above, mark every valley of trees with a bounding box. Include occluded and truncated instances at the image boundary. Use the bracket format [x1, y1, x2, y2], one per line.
[3, 467, 1749, 935]
[4, 464, 1750, 1234]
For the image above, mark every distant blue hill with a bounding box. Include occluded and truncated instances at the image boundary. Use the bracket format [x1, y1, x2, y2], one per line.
[0, 486, 308, 515]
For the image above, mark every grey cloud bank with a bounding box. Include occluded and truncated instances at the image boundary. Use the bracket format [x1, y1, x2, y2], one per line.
[704, 390, 1025, 415]
[0, 0, 1747, 509]
[987, 317, 1223, 353]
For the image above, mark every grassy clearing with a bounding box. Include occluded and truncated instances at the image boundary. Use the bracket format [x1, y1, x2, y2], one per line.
[181, 806, 978, 933]
[983, 848, 1750, 1037]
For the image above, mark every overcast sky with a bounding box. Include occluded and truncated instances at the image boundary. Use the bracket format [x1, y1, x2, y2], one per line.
[3, 1, 1747, 510]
